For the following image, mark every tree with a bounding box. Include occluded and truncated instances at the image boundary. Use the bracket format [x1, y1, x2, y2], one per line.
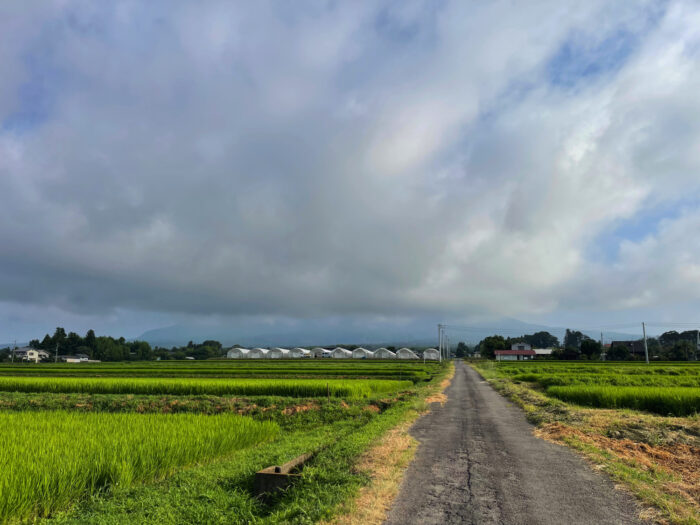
[523, 331, 559, 348]
[608, 342, 630, 361]
[52, 327, 67, 345]
[65, 332, 82, 353]
[29, 339, 41, 349]
[665, 340, 693, 361]
[564, 329, 586, 349]
[455, 342, 469, 358]
[85, 330, 97, 352]
[478, 335, 507, 359]
[580, 339, 602, 360]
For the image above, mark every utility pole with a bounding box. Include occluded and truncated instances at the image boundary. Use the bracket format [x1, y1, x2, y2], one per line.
[642, 322, 649, 364]
[55, 343, 59, 364]
[437, 324, 442, 362]
[600, 332, 604, 361]
[11, 340, 16, 363]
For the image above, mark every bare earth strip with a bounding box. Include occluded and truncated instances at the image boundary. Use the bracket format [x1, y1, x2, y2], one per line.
[384, 361, 652, 525]
[325, 364, 456, 525]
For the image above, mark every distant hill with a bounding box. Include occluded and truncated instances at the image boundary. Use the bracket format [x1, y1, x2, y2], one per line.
[138, 317, 640, 348]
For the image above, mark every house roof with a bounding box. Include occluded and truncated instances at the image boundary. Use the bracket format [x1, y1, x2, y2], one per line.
[494, 349, 536, 356]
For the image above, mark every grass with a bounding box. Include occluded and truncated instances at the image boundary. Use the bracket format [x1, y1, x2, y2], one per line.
[547, 385, 700, 416]
[0, 361, 441, 382]
[0, 411, 277, 523]
[0, 360, 449, 524]
[0, 376, 413, 398]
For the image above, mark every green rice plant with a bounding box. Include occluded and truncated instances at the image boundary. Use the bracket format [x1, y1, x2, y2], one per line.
[512, 373, 700, 388]
[546, 385, 700, 416]
[0, 361, 441, 382]
[0, 411, 277, 522]
[0, 376, 412, 398]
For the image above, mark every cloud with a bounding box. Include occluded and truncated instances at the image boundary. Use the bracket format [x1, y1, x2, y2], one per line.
[1, 0, 700, 339]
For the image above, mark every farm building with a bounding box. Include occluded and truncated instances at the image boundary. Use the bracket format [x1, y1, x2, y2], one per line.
[533, 348, 553, 356]
[269, 348, 290, 359]
[249, 348, 270, 359]
[226, 347, 250, 359]
[495, 349, 536, 361]
[13, 348, 51, 363]
[352, 347, 374, 359]
[374, 347, 396, 359]
[423, 348, 440, 360]
[290, 347, 310, 358]
[331, 347, 352, 358]
[310, 347, 331, 358]
[396, 348, 418, 359]
[511, 342, 532, 351]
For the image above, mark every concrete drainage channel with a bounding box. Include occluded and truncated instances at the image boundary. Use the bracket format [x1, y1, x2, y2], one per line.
[254, 452, 314, 498]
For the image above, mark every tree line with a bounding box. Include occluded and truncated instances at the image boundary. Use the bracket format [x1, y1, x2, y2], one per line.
[0, 328, 227, 362]
[457, 328, 699, 361]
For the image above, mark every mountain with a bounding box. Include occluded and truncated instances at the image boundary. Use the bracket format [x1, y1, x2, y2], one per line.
[137, 317, 641, 348]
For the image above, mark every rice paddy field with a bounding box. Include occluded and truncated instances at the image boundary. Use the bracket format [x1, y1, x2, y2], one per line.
[471, 360, 700, 524]
[489, 361, 700, 416]
[0, 359, 447, 524]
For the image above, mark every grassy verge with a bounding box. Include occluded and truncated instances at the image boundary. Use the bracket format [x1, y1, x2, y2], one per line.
[35, 363, 452, 525]
[324, 361, 455, 525]
[470, 361, 700, 525]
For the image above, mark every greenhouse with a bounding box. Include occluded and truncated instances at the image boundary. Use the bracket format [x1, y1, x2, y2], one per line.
[310, 347, 331, 358]
[248, 348, 270, 359]
[373, 347, 396, 359]
[396, 347, 419, 359]
[268, 348, 290, 359]
[290, 347, 311, 358]
[352, 347, 374, 359]
[226, 347, 250, 359]
[423, 348, 440, 360]
[331, 347, 352, 359]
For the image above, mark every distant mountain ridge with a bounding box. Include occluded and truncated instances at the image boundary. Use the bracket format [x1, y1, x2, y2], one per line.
[137, 317, 641, 348]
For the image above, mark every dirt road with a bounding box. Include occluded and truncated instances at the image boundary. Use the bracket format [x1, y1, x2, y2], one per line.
[384, 361, 649, 525]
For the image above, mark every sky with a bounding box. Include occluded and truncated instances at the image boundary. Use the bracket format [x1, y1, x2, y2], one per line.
[2, 1, 700, 343]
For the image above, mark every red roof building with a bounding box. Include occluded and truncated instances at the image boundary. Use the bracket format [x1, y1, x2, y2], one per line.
[494, 349, 536, 361]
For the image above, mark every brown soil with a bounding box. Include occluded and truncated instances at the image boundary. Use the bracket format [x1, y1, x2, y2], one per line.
[537, 422, 700, 511]
[425, 365, 455, 405]
[282, 402, 318, 415]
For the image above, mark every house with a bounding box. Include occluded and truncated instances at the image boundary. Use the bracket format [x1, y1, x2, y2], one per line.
[60, 355, 84, 363]
[533, 348, 553, 356]
[352, 347, 374, 359]
[511, 342, 532, 351]
[15, 348, 50, 363]
[373, 347, 396, 359]
[423, 348, 440, 360]
[226, 347, 250, 359]
[331, 347, 352, 358]
[495, 349, 536, 361]
[396, 348, 418, 359]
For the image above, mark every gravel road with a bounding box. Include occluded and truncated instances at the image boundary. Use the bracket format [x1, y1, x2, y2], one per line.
[384, 361, 650, 525]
